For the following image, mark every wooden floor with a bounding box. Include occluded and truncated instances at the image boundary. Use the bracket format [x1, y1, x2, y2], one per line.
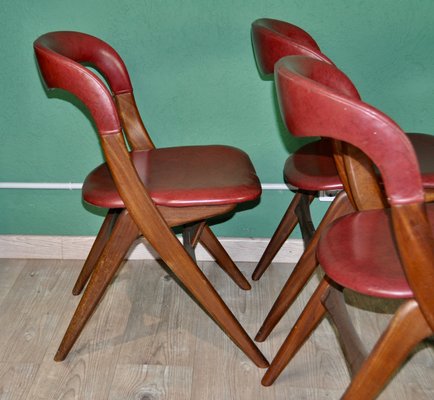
[0, 258, 432, 399]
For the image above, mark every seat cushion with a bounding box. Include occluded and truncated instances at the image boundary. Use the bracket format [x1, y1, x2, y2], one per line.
[317, 203, 434, 299]
[83, 145, 261, 208]
[408, 133, 434, 189]
[283, 139, 343, 191]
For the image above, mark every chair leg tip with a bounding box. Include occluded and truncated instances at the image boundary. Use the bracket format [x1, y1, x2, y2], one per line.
[252, 354, 270, 369]
[261, 373, 275, 386]
[251, 272, 262, 281]
[72, 282, 85, 296]
[53, 352, 66, 362]
[240, 282, 252, 290]
[255, 331, 268, 343]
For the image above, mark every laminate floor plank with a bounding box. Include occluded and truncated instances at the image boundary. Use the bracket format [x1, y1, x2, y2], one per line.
[109, 364, 193, 400]
[0, 259, 26, 306]
[116, 260, 199, 367]
[0, 362, 39, 400]
[26, 261, 131, 400]
[0, 259, 431, 399]
[0, 260, 78, 364]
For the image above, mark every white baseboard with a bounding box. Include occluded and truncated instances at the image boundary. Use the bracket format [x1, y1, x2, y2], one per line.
[0, 235, 303, 263]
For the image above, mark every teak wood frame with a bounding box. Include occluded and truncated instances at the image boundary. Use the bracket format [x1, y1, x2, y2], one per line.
[33, 32, 268, 368]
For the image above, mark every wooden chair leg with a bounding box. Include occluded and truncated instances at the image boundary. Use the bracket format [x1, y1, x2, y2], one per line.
[199, 224, 251, 290]
[55, 209, 139, 361]
[255, 191, 353, 342]
[165, 255, 269, 367]
[294, 192, 316, 247]
[72, 208, 120, 295]
[342, 300, 432, 400]
[141, 228, 269, 368]
[252, 191, 305, 281]
[181, 222, 251, 290]
[182, 221, 206, 261]
[261, 278, 331, 386]
[323, 286, 366, 375]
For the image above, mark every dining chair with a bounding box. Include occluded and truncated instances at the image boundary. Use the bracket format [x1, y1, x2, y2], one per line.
[262, 55, 434, 399]
[33, 31, 269, 368]
[251, 19, 337, 282]
[251, 19, 434, 350]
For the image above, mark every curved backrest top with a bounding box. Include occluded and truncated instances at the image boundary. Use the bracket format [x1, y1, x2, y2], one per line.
[252, 18, 333, 76]
[34, 31, 131, 135]
[35, 31, 133, 94]
[275, 55, 424, 206]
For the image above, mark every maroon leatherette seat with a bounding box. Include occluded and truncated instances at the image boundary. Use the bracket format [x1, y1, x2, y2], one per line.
[83, 145, 260, 208]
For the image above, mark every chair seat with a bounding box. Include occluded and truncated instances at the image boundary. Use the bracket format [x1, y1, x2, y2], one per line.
[317, 203, 434, 299]
[284, 133, 434, 191]
[83, 145, 261, 208]
[409, 133, 434, 188]
[284, 139, 342, 191]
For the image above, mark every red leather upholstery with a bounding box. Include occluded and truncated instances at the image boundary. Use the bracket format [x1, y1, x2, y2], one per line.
[408, 133, 434, 188]
[252, 18, 332, 76]
[35, 32, 133, 94]
[283, 139, 341, 191]
[34, 34, 122, 135]
[83, 145, 261, 207]
[318, 204, 434, 298]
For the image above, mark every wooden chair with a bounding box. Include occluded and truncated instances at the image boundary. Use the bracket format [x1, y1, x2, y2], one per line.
[262, 55, 434, 399]
[251, 18, 337, 282]
[33, 31, 268, 368]
[252, 18, 434, 347]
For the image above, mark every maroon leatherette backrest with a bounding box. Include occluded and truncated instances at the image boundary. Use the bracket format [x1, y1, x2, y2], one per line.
[275, 56, 424, 206]
[251, 18, 333, 76]
[34, 31, 132, 135]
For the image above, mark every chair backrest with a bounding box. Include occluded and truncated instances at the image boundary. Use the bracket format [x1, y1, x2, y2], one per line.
[34, 31, 153, 150]
[275, 55, 434, 329]
[34, 31, 175, 252]
[251, 18, 333, 76]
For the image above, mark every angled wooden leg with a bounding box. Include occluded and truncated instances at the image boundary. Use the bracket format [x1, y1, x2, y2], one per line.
[342, 300, 432, 400]
[255, 191, 353, 342]
[182, 221, 206, 261]
[261, 278, 331, 386]
[323, 286, 366, 375]
[164, 253, 269, 367]
[55, 209, 139, 361]
[252, 191, 303, 281]
[294, 192, 316, 247]
[199, 224, 251, 290]
[140, 226, 269, 368]
[72, 208, 120, 295]
[181, 222, 250, 289]
[256, 253, 319, 342]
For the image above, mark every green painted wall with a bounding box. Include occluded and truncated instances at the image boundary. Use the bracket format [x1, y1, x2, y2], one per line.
[1, 0, 434, 237]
